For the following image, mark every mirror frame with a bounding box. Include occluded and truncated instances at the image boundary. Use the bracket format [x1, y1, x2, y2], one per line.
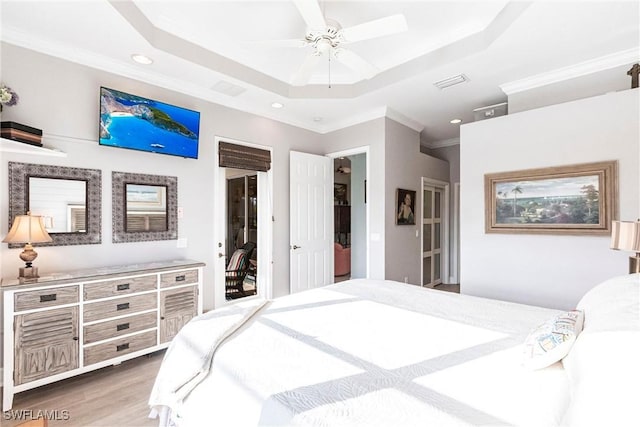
[112, 171, 177, 243]
[8, 161, 102, 247]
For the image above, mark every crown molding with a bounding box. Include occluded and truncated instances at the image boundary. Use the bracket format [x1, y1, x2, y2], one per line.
[500, 48, 640, 95]
[422, 138, 460, 149]
[315, 107, 387, 134]
[384, 107, 424, 133]
[315, 106, 424, 134]
[1, 28, 327, 134]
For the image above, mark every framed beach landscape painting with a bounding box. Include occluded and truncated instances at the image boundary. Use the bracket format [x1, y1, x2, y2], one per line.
[485, 161, 617, 235]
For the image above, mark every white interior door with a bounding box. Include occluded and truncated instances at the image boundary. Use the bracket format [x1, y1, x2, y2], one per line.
[290, 151, 333, 293]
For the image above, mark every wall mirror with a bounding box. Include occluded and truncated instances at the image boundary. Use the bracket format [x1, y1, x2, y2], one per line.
[125, 184, 167, 232]
[8, 162, 102, 247]
[112, 171, 177, 243]
[29, 177, 87, 233]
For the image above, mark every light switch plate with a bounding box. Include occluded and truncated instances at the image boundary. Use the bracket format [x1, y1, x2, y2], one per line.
[177, 207, 184, 219]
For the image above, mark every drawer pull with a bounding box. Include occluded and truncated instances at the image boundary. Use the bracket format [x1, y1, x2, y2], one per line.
[116, 343, 129, 352]
[116, 302, 130, 311]
[40, 294, 57, 303]
[116, 322, 130, 331]
[175, 275, 186, 282]
[117, 283, 130, 291]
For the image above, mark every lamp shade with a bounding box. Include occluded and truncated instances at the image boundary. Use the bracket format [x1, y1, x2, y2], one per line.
[610, 220, 640, 252]
[2, 213, 53, 244]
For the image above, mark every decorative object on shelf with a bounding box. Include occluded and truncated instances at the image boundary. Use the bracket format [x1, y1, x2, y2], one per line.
[1, 121, 43, 146]
[2, 212, 52, 279]
[484, 161, 618, 235]
[610, 219, 640, 273]
[0, 83, 18, 112]
[627, 63, 639, 89]
[396, 188, 416, 225]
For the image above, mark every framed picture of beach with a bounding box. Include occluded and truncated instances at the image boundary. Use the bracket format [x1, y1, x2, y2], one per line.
[484, 161, 618, 235]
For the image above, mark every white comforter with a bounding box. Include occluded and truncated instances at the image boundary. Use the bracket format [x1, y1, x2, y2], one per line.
[151, 279, 570, 426]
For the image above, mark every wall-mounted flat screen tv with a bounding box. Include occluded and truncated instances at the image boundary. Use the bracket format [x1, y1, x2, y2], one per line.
[99, 87, 200, 159]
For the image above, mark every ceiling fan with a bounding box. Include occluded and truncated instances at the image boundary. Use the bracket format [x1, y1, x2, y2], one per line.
[262, 0, 408, 86]
[336, 158, 351, 174]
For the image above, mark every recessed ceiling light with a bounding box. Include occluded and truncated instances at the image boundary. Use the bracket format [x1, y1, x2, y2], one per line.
[313, 117, 323, 122]
[271, 102, 284, 109]
[131, 54, 153, 65]
[450, 119, 462, 124]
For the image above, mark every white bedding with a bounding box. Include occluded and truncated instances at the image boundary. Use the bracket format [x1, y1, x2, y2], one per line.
[151, 279, 570, 426]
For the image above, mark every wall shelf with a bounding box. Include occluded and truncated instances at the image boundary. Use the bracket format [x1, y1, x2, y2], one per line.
[0, 137, 67, 157]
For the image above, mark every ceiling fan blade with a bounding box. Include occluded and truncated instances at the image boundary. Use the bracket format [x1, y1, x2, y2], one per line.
[292, 0, 326, 30]
[247, 39, 307, 48]
[291, 53, 322, 86]
[333, 48, 378, 80]
[340, 14, 408, 43]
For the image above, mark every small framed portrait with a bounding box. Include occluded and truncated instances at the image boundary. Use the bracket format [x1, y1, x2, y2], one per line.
[396, 188, 416, 225]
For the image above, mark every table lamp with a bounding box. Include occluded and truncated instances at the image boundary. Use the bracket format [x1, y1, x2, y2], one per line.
[2, 212, 52, 278]
[610, 220, 640, 274]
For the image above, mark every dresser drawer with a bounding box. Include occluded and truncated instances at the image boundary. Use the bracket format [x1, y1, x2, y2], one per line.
[84, 311, 157, 344]
[84, 293, 157, 323]
[160, 269, 199, 288]
[84, 330, 157, 366]
[84, 275, 157, 301]
[14, 286, 79, 312]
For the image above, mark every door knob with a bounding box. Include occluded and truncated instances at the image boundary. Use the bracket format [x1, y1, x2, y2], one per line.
[292, 245, 301, 250]
[218, 253, 224, 258]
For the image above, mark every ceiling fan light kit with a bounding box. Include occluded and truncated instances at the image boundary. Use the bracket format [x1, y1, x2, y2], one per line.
[274, 0, 409, 86]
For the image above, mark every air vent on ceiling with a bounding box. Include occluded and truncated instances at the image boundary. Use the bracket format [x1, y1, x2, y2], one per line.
[211, 80, 247, 97]
[433, 74, 469, 90]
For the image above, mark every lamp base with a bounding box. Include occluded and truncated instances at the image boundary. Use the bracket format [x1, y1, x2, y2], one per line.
[19, 265, 39, 279]
[630, 255, 640, 274]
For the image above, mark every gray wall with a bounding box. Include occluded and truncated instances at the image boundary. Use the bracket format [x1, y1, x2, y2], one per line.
[322, 118, 386, 279]
[460, 89, 640, 310]
[0, 43, 323, 312]
[384, 118, 449, 285]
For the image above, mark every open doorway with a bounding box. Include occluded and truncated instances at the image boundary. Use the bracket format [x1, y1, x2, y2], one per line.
[225, 170, 258, 299]
[214, 137, 273, 308]
[330, 151, 368, 282]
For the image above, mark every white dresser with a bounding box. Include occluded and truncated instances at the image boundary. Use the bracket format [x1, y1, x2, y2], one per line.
[1, 259, 204, 411]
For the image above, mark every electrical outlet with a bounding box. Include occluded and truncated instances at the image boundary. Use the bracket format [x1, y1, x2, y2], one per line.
[177, 207, 184, 219]
[404, 276, 408, 283]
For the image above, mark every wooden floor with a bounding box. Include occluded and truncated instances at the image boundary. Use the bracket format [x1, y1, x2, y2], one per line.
[2, 350, 165, 427]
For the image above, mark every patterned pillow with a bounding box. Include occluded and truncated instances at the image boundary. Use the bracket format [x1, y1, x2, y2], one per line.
[522, 310, 584, 370]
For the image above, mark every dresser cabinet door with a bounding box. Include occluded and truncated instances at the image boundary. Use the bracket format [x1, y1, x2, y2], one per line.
[160, 286, 198, 343]
[14, 306, 79, 385]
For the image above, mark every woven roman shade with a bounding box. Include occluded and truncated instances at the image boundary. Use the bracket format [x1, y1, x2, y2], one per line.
[219, 141, 271, 172]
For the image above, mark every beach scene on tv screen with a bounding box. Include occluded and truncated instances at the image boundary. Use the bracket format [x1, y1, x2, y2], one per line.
[99, 87, 199, 158]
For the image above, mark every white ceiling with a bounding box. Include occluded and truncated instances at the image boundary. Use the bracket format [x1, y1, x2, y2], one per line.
[1, 1, 639, 143]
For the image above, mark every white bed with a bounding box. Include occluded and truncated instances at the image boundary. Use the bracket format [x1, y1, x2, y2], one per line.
[149, 275, 640, 427]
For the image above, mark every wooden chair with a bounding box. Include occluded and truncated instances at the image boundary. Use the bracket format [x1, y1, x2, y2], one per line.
[225, 242, 256, 299]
